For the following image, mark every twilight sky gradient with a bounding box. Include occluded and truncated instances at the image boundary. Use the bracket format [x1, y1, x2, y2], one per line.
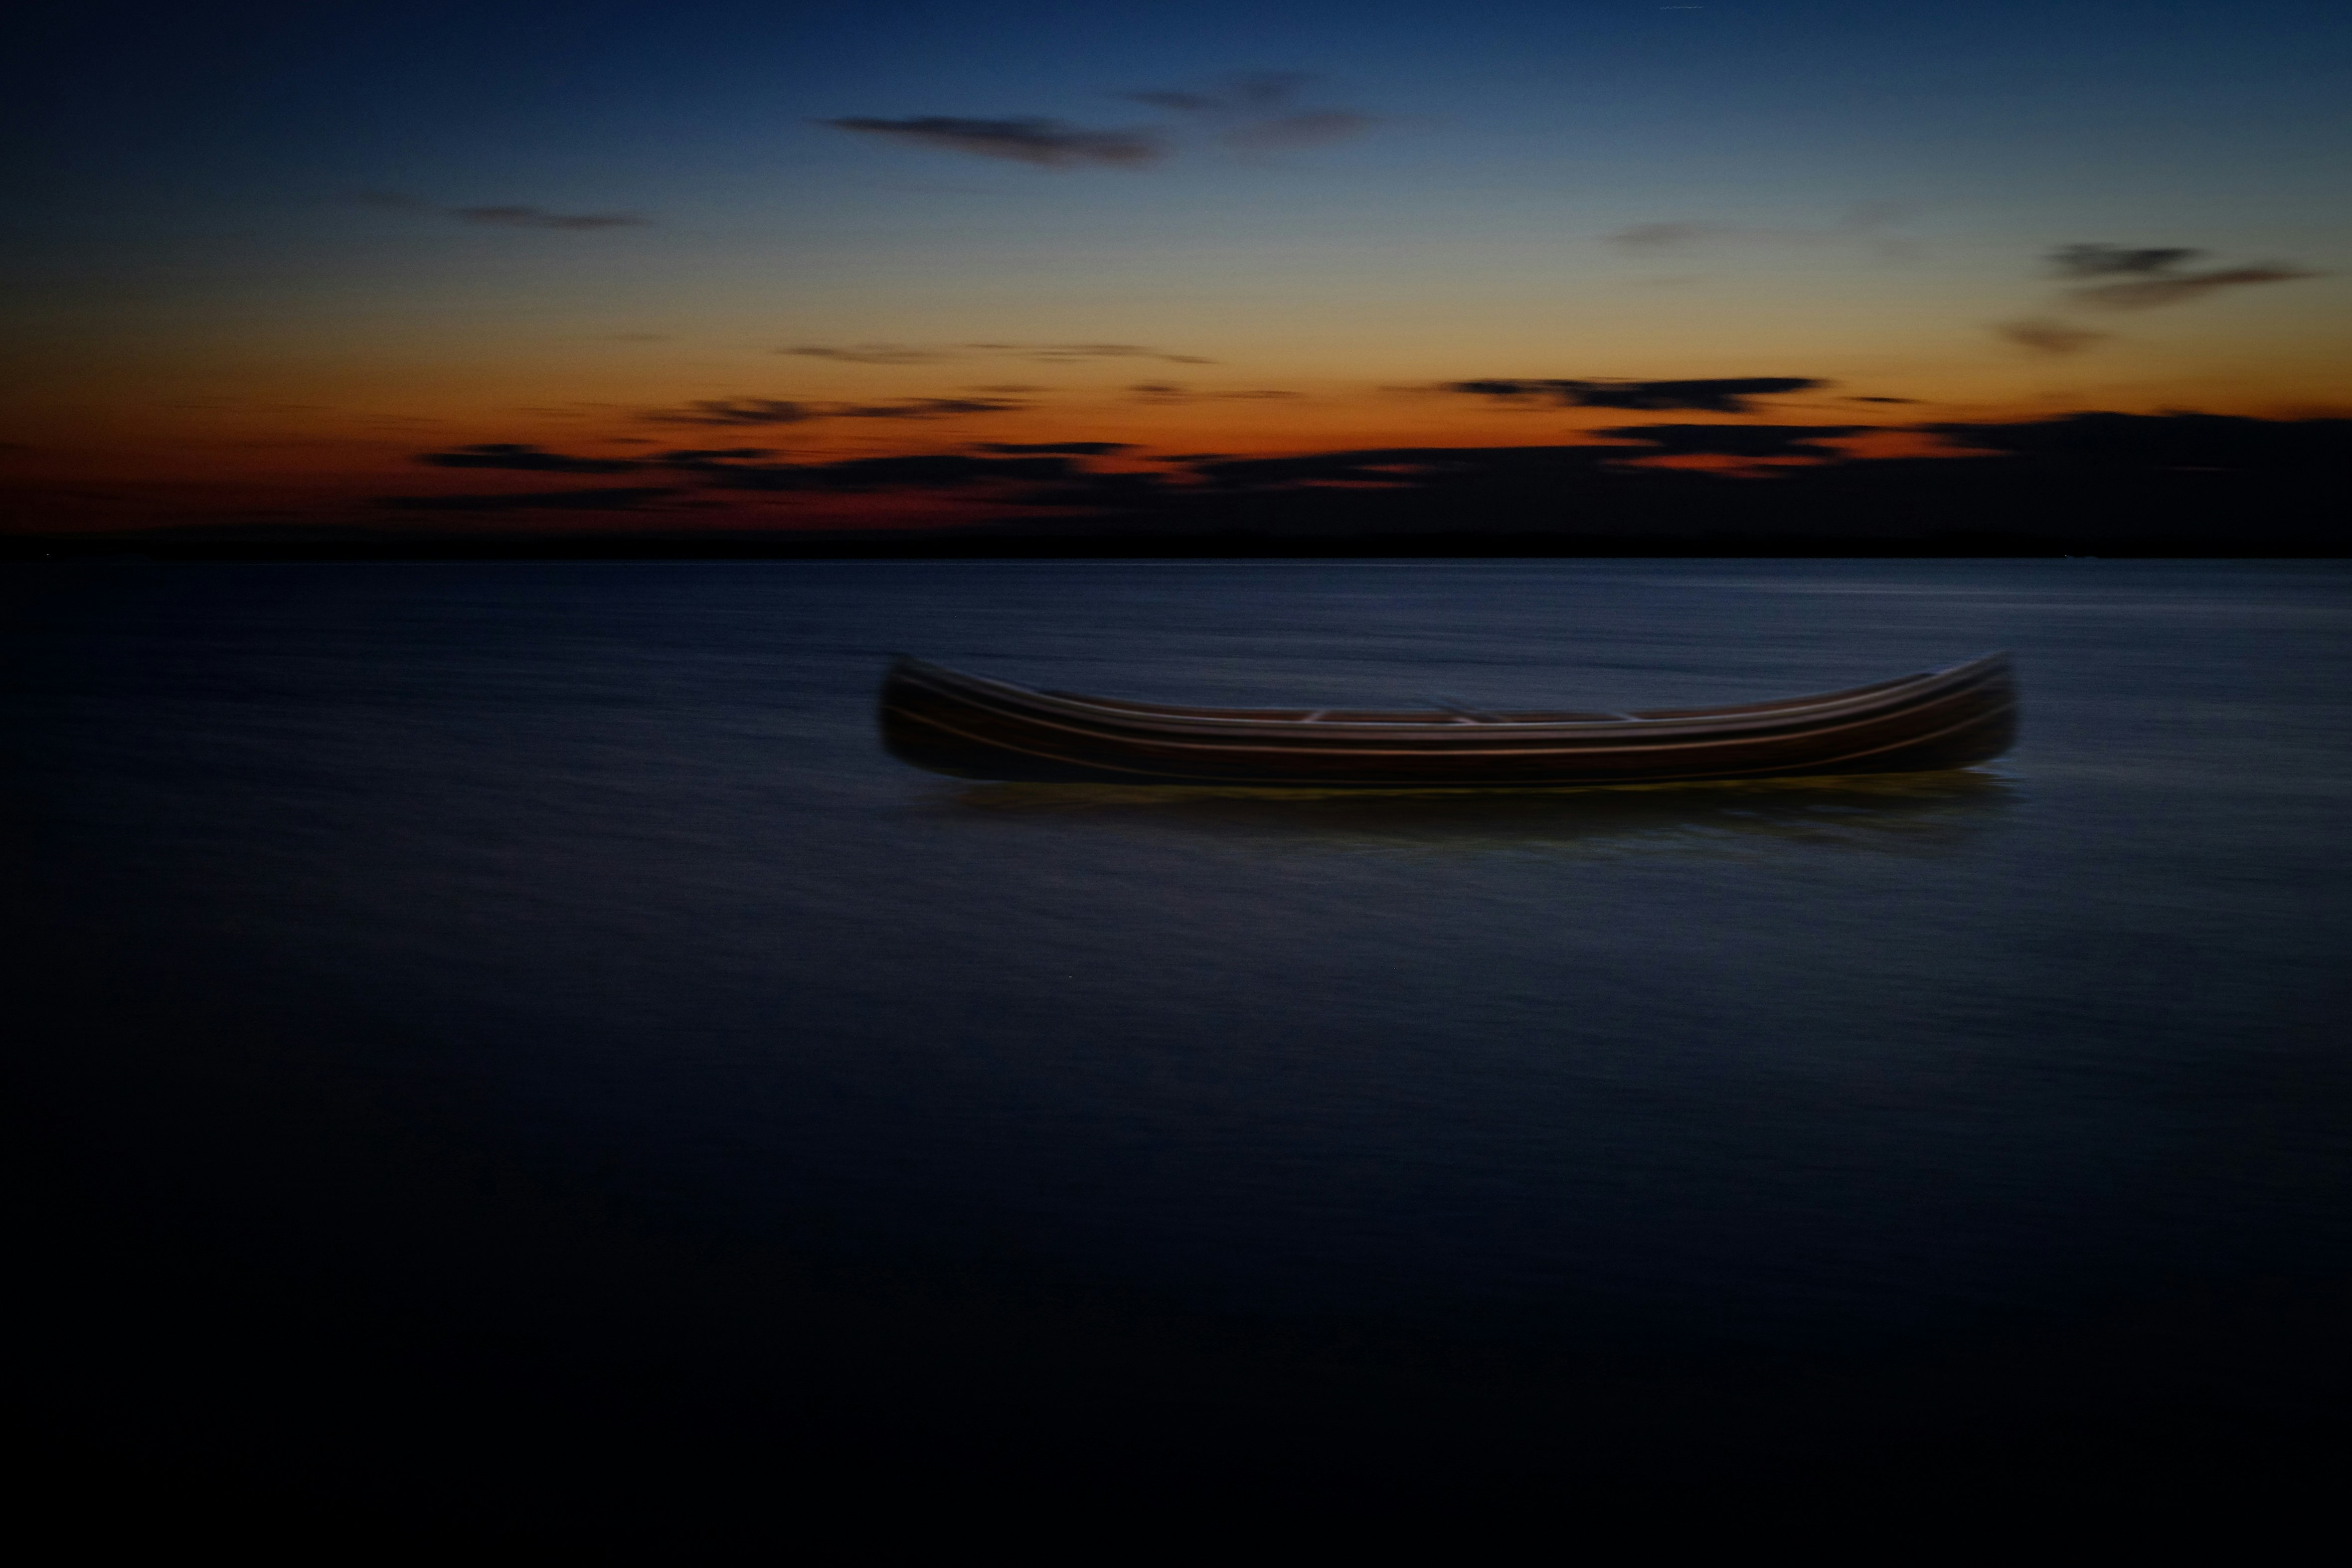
[7, 0, 2348, 531]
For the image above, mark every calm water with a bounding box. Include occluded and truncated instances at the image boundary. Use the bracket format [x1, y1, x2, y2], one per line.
[9, 558, 2350, 1515]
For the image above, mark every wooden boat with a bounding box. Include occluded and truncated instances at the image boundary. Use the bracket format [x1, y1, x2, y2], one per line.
[878, 651, 2017, 788]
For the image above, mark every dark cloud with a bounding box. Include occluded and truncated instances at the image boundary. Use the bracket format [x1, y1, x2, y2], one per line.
[829, 398, 1029, 419]
[1450, 377, 1824, 413]
[645, 395, 1025, 425]
[2066, 265, 2320, 311]
[651, 452, 1087, 492]
[1081, 415, 2352, 541]
[1597, 425, 1865, 458]
[784, 343, 1211, 365]
[781, 345, 955, 364]
[797, 455, 1076, 488]
[1606, 206, 1916, 259]
[645, 451, 785, 476]
[416, 443, 644, 474]
[2045, 244, 2204, 278]
[1994, 318, 2111, 355]
[1926, 411, 2352, 471]
[375, 486, 679, 511]
[825, 117, 1161, 167]
[387, 438, 1170, 515]
[1127, 91, 1219, 114]
[1123, 72, 1378, 154]
[1847, 396, 1921, 404]
[1030, 344, 1213, 364]
[965, 343, 1213, 364]
[646, 399, 822, 427]
[457, 205, 648, 230]
[1128, 383, 1301, 404]
[409, 427, 1023, 498]
[1126, 72, 1310, 115]
[2024, 243, 2319, 311]
[820, 76, 1376, 176]
[973, 442, 1136, 455]
[1187, 445, 1625, 488]
[359, 191, 649, 230]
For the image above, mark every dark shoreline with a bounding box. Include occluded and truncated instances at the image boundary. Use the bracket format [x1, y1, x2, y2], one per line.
[5, 528, 2346, 561]
[11, 409, 2347, 560]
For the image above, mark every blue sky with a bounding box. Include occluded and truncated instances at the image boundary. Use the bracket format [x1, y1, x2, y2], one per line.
[6, 0, 2347, 526]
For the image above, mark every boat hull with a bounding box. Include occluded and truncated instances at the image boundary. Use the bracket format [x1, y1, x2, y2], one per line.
[879, 653, 2018, 787]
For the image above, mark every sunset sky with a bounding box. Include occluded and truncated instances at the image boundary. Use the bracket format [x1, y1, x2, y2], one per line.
[7, 0, 2348, 531]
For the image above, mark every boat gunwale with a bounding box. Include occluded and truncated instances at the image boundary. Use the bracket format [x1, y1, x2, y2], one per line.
[886, 652, 2013, 744]
[891, 677, 2011, 763]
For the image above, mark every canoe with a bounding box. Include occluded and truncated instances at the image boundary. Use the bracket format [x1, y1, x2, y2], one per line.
[878, 651, 2017, 788]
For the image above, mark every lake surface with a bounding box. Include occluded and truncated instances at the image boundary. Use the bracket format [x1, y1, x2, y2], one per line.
[9, 559, 2350, 1528]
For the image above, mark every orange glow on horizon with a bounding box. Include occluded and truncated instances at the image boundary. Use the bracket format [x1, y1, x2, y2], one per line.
[5, 361, 2346, 534]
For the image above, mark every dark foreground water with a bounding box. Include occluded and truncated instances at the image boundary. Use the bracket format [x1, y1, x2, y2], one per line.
[7, 560, 2350, 1535]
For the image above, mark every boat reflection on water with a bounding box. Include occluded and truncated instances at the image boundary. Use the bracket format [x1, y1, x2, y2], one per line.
[944, 768, 2015, 859]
